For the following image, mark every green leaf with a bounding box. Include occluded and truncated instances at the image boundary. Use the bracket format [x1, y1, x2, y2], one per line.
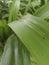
[8, 14, 49, 65]
[8, 0, 20, 22]
[0, 20, 12, 42]
[34, 2, 49, 19]
[0, 34, 31, 65]
[0, 20, 7, 41]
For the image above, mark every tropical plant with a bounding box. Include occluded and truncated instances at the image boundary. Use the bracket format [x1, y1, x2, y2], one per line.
[0, 0, 49, 65]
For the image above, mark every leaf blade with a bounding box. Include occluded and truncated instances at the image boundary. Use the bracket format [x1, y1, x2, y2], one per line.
[0, 34, 31, 65]
[8, 14, 49, 65]
[34, 2, 49, 19]
[8, 0, 20, 22]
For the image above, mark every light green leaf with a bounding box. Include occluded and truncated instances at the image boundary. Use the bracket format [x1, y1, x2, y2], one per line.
[34, 2, 49, 19]
[8, 0, 20, 22]
[31, 0, 41, 7]
[0, 34, 31, 65]
[8, 14, 49, 65]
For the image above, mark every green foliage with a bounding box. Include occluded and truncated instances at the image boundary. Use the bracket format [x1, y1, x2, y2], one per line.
[8, 14, 49, 65]
[0, 34, 31, 65]
[8, 0, 20, 22]
[0, 0, 49, 65]
[34, 2, 49, 19]
[0, 20, 12, 42]
[0, 0, 9, 20]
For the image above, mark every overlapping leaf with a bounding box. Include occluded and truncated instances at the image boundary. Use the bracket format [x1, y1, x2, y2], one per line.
[8, 14, 49, 65]
[0, 34, 31, 65]
[34, 2, 49, 19]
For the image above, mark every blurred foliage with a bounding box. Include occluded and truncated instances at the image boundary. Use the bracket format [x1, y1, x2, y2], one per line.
[0, 0, 9, 20]
[0, 0, 49, 64]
